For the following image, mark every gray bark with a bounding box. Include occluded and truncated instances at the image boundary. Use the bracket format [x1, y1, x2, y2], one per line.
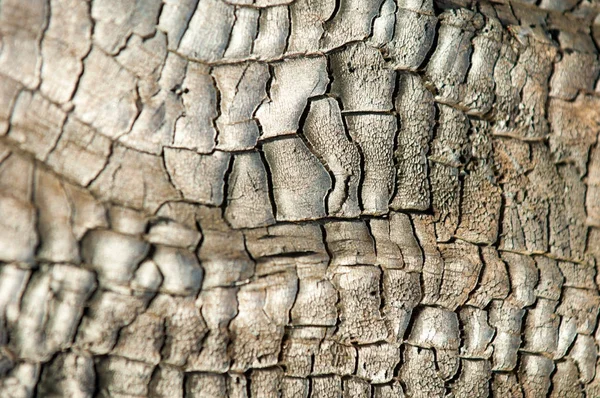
[0, 0, 600, 396]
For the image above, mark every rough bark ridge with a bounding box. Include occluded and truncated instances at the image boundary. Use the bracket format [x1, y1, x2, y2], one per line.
[1, 0, 600, 396]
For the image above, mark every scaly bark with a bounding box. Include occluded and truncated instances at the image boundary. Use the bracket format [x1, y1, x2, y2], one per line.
[1, 0, 600, 397]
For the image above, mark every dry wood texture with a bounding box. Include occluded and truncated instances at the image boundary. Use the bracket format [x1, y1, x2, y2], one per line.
[1, 0, 600, 396]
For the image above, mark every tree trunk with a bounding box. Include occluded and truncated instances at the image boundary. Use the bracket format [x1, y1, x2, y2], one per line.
[0, 0, 600, 396]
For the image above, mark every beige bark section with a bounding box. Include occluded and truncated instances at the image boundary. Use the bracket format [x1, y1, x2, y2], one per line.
[0, 0, 599, 397]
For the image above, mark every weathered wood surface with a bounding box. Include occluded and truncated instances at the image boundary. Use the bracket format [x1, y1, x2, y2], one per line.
[1, 0, 600, 396]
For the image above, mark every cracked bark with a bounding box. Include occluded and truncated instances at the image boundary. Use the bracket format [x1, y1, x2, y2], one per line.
[1, 0, 600, 397]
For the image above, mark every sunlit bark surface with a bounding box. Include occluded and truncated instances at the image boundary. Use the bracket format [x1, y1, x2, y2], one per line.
[1, 0, 600, 396]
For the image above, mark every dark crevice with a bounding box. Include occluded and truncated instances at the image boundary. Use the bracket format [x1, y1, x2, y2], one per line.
[282, 5, 292, 55]
[295, 98, 335, 216]
[220, 153, 235, 221]
[256, 141, 278, 222]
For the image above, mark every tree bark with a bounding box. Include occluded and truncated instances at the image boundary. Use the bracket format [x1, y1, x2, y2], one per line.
[0, 0, 600, 396]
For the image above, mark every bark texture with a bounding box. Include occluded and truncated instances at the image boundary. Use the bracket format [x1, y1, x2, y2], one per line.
[1, 0, 600, 396]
